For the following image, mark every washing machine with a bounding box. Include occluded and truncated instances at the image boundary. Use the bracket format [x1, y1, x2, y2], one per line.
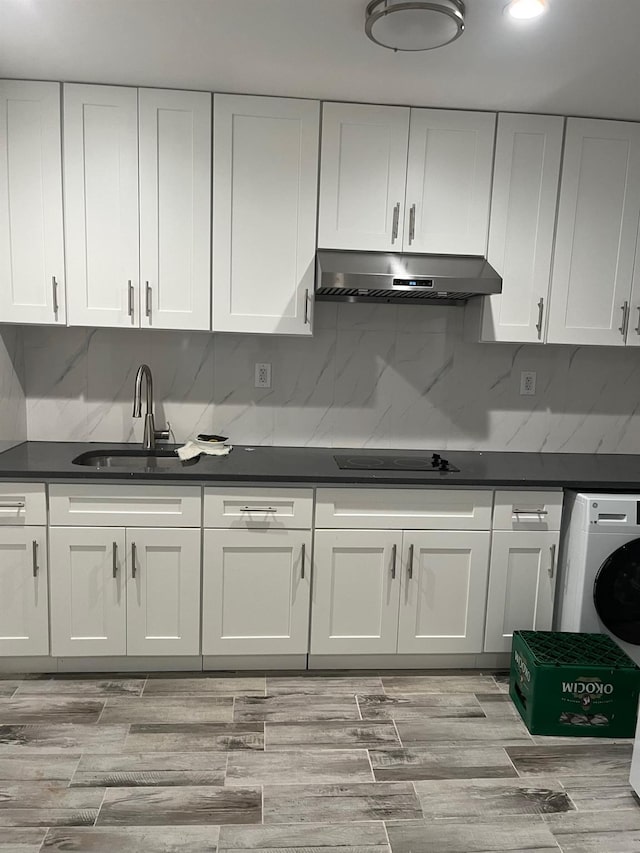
[557, 492, 640, 665]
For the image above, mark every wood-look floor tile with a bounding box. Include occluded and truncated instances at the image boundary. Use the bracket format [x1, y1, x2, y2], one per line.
[562, 779, 639, 812]
[369, 745, 518, 781]
[0, 754, 80, 781]
[0, 724, 129, 755]
[218, 820, 389, 850]
[0, 697, 104, 724]
[0, 682, 19, 698]
[531, 734, 633, 745]
[474, 693, 522, 719]
[544, 808, 640, 852]
[16, 678, 145, 697]
[71, 752, 228, 787]
[506, 743, 633, 776]
[0, 781, 104, 827]
[386, 815, 560, 852]
[265, 720, 400, 750]
[396, 717, 532, 746]
[43, 826, 220, 851]
[414, 776, 573, 817]
[382, 675, 500, 695]
[358, 693, 485, 721]
[143, 677, 266, 697]
[0, 827, 47, 851]
[100, 697, 233, 725]
[263, 781, 421, 824]
[226, 748, 373, 785]
[125, 723, 264, 752]
[234, 694, 359, 722]
[97, 785, 262, 826]
[266, 677, 383, 695]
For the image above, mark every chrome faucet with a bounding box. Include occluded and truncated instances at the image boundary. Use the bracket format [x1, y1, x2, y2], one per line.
[132, 364, 170, 451]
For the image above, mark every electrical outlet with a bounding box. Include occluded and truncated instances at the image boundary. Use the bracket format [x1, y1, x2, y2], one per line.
[520, 370, 536, 396]
[255, 362, 272, 389]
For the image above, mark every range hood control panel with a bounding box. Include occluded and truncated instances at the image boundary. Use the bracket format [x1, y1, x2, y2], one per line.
[393, 278, 434, 289]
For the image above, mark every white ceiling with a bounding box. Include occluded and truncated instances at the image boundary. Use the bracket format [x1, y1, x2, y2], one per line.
[1, 0, 640, 120]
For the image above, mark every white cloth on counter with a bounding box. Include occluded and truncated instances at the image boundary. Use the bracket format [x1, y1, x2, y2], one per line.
[177, 441, 233, 462]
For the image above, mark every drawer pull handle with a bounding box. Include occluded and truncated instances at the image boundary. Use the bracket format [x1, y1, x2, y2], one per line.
[391, 543, 397, 579]
[240, 506, 277, 513]
[131, 541, 137, 579]
[0, 502, 25, 509]
[32, 540, 38, 577]
[512, 508, 548, 516]
[301, 543, 306, 579]
[408, 543, 414, 580]
[549, 544, 556, 579]
[112, 541, 118, 579]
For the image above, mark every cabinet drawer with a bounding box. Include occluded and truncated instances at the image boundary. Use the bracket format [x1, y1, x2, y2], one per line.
[0, 483, 46, 526]
[493, 490, 563, 531]
[204, 488, 313, 529]
[315, 489, 493, 530]
[49, 485, 201, 527]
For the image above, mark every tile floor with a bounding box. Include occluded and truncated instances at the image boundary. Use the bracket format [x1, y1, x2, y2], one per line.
[0, 670, 637, 852]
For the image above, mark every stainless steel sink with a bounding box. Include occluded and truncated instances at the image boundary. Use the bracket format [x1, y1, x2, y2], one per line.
[72, 448, 199, 471]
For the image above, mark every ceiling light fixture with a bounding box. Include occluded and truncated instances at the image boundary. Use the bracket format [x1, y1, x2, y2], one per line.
[365, 0, 465, 52]
[505, 0, 548, 20]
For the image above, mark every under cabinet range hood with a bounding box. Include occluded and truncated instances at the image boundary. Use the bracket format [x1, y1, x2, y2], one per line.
[315, 249, 502, 306]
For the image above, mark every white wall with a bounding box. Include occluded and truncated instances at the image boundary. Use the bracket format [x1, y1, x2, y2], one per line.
[0, 326, 26, 452]
[21, 302, 640, 453]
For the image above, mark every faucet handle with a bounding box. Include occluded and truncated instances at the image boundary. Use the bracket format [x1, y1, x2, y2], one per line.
[154, 421, 171, 443]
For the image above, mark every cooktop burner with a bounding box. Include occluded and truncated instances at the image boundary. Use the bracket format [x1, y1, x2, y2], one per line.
[334, 454, 460, 473]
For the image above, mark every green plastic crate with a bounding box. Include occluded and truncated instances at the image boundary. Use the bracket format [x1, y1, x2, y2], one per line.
[509, 631, 640, 737]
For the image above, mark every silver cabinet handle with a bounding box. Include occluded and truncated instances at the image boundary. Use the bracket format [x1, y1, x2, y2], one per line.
[391, 544, 397, 580]
[0, 502, 25, 509]
[52, 276, 59, 318]
[536, 297, 544, 339]
[391, 202, 400, 243]
[301, 543, 306, 579]
[131, 541, 137, 579]
[240, 506, 276, 513]
[112, 541, 118, 579]
[32, 540, 38, 577]
[513, 508, 548, 516]
[620, 301, 630, 337]
[548, 543, 556, 579]
[408, 203, 416, 245]
[304, 288, 310, 325]
[145, 282, 152, 319]
[408, 543, 414, 580]
[128, 281, 135, 318]
[635, 306, 640, 335]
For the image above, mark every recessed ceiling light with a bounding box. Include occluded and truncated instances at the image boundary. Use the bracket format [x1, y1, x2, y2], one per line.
[365, 1, 465, 52]
[505, 0, 548, 20]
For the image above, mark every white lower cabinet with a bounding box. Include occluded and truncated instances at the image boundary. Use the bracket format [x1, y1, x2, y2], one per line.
[310, 530, 402, 655]
[49, 526, 200, 656]
[202, 529, 311, 655]
[484, 530, 559, 653]
[0, 527, 49, 656]
[397, 531, 491, 654]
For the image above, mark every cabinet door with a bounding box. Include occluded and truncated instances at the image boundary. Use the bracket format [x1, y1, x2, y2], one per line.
[318, 102, 410, 251]
[404, 109, 495, 255]
[311, 530, 402, 655]
[397, 530, 490, 654]
[0, 527, 48, 656]
[484, 530, 559, 654]
[0, 80, 65, 325]
[126, 528, 201, 656]
[213, 94, 319, 335]
[202, 529, 311, 655]
[481, 114, 564, 343]
[49, 527, 126, 656]
[64, 84, 139, 328]
[547, 118, 640, 346]
[139, 89, 211, 331]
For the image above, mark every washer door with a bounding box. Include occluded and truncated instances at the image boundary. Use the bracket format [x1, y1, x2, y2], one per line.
[594, 538, 640, 645]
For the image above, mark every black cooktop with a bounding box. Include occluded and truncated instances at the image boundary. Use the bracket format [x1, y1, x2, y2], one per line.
[334, 453, 460, 473]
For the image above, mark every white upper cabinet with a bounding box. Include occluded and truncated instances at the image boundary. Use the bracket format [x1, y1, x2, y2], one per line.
[0, 80, 66, 325]
[213, 94, 319, 335]
[547, 118, 640, 346]
[481, 114, 564, 343]
[139, 89, 211, 331]
[404, 109, 496, 255]
[64, 84, 140, 328]
[318, 102, 410, 251]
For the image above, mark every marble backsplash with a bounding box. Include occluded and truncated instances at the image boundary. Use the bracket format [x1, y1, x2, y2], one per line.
[0, 326, 26, 452]
[18, 301, 640, 453]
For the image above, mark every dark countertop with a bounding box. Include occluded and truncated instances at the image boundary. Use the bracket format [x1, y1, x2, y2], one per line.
[0, 441, 639, 490]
